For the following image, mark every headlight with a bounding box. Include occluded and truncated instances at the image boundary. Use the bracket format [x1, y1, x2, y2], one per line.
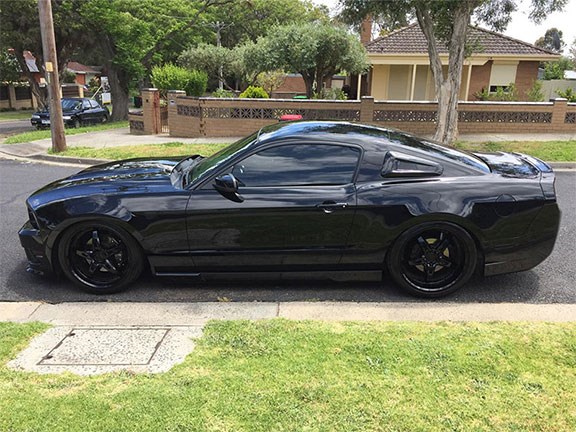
[63, 116, 71, 120]
[32, 115, 40, 119]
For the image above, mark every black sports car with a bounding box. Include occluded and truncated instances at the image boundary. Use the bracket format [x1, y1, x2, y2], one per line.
[19, 121, 560, 297]
[30, 97, 110, 129]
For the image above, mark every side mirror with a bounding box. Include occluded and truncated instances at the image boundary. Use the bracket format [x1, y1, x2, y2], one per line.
[213, 173, 244, 203]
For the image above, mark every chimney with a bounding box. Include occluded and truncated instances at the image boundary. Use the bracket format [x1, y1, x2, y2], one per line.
[360, 16, 373, 45]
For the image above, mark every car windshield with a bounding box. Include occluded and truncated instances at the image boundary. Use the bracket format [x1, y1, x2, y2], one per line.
[185, 132, 258, 185]
[61, 99, 81, 111]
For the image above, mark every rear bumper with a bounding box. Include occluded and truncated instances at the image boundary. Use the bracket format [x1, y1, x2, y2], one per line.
[19, 221, 53, 276]
[483, 202, 561, 276]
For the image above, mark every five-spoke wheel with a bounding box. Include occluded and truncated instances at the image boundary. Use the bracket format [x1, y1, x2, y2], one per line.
[58, 222, 143, 294]
[387, 222, 477, 297]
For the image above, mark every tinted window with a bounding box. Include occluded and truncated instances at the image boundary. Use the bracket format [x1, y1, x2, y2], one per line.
[82, 100, 91, 109]
[89, 100, 100, 109]
[389, 132, 490, 173]
[232, 144, 360, 187]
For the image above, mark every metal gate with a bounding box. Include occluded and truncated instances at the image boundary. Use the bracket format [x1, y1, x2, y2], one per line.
[160, 105, 169, 133]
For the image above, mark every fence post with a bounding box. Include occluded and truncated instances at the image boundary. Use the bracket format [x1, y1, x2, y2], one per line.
[360, 96, 374, 123]
[550, 98, 568, 127]
[141, 88, 161, 134]
[167, 90, 185, 137]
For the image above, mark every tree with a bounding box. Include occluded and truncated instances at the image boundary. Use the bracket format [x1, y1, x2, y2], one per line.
[339, 0, 568, 145]
[248, 23, 368, 98]
[542, 56, 574, 79]
[0, 50, 22, 83]
[0, 0, 85, 108]
[569, 38, 576, 67]
[179, 43, 234, 90]
[77, 0, 232, 122]
[210, 0, 329, 48]
[535, 27, 565, 53]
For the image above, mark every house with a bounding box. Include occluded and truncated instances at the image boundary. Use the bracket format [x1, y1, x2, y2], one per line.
[65, 61, 101, 86]
[363, 23, 560, 101]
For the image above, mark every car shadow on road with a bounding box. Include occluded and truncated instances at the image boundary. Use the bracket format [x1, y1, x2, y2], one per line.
[4, 260, 545, 304]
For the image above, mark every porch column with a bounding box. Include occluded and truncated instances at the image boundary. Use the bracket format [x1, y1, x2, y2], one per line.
[409, 64, 417, 101]
[464, 63, 472, 101]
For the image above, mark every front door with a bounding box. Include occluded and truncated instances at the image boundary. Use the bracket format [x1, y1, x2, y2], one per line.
[185, 143, 361, 272]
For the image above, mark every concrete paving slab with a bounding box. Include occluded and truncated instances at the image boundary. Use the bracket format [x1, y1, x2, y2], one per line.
[278, 302, 576, 322]
[0, 302, 41, 322]
[8, 326, 202, 375]
[28, 302, 279, 326]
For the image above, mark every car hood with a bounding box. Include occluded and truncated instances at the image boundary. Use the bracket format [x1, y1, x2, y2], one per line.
[27, 157, 187, 209]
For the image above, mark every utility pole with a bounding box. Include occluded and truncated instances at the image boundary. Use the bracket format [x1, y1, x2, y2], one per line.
[38, 0, 66, 152]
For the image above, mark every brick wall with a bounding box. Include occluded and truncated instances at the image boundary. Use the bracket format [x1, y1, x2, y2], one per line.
[515, 61, 540, 101]
[134, 89, 576, 137]
[468, 61, 492, 101]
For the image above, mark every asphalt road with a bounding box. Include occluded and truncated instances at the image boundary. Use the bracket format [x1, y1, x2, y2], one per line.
[0, 119, 34, 138]
[1, 158, 575, 304]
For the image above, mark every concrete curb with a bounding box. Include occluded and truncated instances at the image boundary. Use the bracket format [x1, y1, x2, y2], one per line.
[2, 301, 576, 324]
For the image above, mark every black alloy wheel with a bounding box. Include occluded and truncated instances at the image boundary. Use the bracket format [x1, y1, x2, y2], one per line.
[387, 222, 477, 297]
[73, 117, 81, 128]
[58, 222, 143, 294]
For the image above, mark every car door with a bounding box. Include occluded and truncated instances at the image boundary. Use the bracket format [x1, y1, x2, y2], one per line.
[185, 143, 360, 272]
[79, 99, 93, 123]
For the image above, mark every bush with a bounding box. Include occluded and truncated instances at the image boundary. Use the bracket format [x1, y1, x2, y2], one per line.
[556, 87, 576, 102]
[151, 63, 207, 97]
[474, 83, 518, 101]
[239, 86, 269, 99]
[211, 88, 235, 98]
[313, 88, 348, 100]
[526, 80, 544, 102]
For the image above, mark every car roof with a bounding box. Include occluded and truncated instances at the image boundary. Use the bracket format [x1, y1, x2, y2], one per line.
[256, 121, 393, 150]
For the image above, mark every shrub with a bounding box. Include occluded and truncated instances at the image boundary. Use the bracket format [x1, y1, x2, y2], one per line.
[556, 87, 576, 102]
[151, 63, 207, 97]
[313, 88, 348, 100]
[526, 80, 544, 102]
[211, 88, 235, 98]
[239, 86, 269, 99]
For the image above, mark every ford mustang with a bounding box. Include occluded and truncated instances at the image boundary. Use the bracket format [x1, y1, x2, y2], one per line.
[19, 121, 560, 297]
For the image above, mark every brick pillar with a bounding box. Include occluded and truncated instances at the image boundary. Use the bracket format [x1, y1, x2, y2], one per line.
[167, 90, 185, 137]
[360, 16, 373, 45]
[360, 96, 375, 123]
[141, 88, 161, 134]
[551, 98, 568, 128]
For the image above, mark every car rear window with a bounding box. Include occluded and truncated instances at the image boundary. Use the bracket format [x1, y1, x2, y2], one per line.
[389, 132, 490, 173]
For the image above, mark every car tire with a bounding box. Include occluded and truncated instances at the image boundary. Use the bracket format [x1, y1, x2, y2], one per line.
[58, 221, 144, 294]
[73, 118, 81, 128]
[101, 114, 108, 124]
[387, 222, 477, 298]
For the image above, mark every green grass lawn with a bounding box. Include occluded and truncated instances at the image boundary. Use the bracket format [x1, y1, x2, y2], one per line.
[455, 140, 576, 162]
[46, 140, 576, 162]
[0, 110, 35, 121]
[3, 121, 129, 144]
[48, 142, 229, 160]
[1, 320, 575, 431]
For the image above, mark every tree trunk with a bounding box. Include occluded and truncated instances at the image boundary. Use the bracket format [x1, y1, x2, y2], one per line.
[107, 63, 129, 122]
[302, 71, 314, 98]
[13, 48, 48, 109]
[415, 3, 473, 145]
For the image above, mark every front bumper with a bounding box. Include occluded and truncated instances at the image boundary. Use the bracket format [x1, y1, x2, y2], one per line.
[19, 221, 53, 275]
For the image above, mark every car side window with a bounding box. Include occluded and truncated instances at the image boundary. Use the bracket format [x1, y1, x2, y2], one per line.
[230, 144, 360, 187]
[82, 100, 91, 109]
[89, 100, 100, 109]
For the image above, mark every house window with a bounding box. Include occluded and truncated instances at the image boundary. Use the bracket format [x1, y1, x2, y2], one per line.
[489, 63, 517, 92]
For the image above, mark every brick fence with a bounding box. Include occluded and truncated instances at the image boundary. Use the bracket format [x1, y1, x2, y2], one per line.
[129, 88, 576, 138]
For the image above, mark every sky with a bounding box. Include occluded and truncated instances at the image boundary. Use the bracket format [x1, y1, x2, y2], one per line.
[312, 0, 576, 54]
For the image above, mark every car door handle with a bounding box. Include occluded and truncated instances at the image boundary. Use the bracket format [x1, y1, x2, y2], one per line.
[316, 201, 348, 213]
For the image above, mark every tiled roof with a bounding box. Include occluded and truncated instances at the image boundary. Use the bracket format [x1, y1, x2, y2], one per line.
[66, 61, 101, 74]
[366, 23, 558, 57]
